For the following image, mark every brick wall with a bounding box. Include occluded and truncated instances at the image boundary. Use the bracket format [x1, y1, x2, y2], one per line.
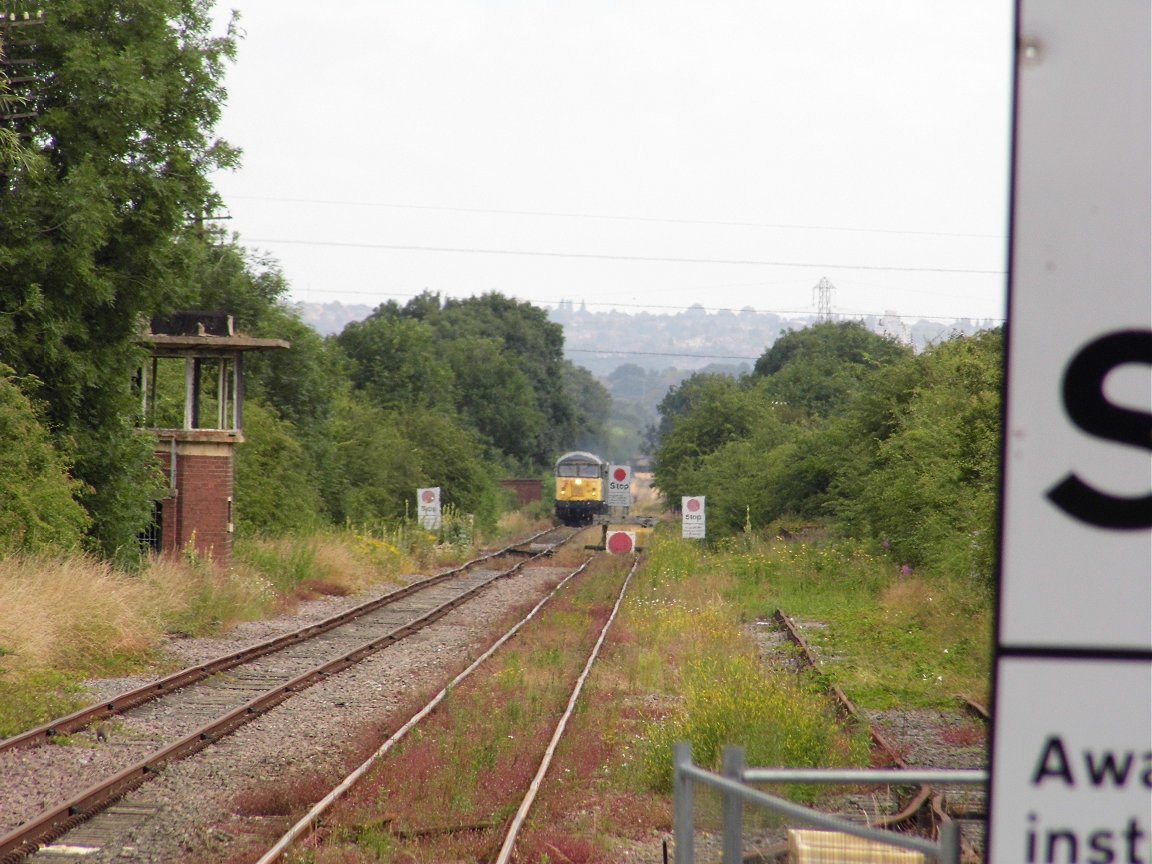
[154, 434, 237, 568]
[500, 479, 543, 507]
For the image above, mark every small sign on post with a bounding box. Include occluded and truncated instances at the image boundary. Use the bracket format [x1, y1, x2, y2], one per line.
[681, 496, 706, 539]
[606, 465, 632, 508]
[417, 487, 441, 531]
[606, 530, 636, 554]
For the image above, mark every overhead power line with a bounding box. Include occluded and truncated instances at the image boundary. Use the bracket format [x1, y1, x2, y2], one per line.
[566, 348, 759, 361]
[229, 195, 1004, 240]
[289, 288, 1004, 323]
[248, 237, 1005, 277]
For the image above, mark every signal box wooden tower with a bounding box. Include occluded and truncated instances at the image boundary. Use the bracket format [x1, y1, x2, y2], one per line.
[139, 312, 288, 568]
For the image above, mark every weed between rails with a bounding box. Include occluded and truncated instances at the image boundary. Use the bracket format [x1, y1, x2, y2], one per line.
[718, 533, 993, 708]
[296, 557, 633, 863]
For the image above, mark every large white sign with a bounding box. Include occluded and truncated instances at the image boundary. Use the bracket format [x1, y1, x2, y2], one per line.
[416, 487, 441, 531]
[991, 659, 1151, 862]
[990, 2, 1152, 859]
[606, 465, 632, 508]
[681, 496, 705, 539]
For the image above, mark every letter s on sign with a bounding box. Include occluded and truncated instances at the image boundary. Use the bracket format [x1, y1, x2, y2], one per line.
[1046, 329, 1152, 530]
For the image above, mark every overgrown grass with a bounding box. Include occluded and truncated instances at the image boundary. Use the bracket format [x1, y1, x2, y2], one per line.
[717, 531, 993, 707]
[515, 527, 989, 859]
[597, 534, 869, 801]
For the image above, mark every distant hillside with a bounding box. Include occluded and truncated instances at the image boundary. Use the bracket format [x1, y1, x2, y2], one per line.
[295, 301, 374, 335]
[293, 300, 998, 377]
[552, 303, 787, 378]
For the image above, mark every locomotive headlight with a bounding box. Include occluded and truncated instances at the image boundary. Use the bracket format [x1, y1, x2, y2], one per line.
[574, 479, 583, 487]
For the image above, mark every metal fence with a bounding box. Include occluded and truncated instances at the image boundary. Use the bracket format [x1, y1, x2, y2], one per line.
[673, 743, 987, 864]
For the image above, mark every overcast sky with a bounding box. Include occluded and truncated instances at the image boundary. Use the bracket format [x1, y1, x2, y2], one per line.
[208, 2, 1016, 322]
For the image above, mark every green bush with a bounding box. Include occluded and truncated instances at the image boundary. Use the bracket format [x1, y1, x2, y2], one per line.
[234, 400, 325, 535]
[833, 331, 1002, 581]
[326, 395, 503, 531]
[0, 368, 91, 554]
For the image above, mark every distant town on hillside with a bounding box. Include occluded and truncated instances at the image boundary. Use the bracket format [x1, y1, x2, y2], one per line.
[296, 299, 1001, 378]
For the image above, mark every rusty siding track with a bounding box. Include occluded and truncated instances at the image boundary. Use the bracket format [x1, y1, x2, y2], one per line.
[958, 695, 990, 722]
[772, 607, 981, 849]
[0, 528, 577, 864]
[772, 609, 907, 769]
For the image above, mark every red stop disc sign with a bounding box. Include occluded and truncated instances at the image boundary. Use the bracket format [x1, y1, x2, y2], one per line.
[607, 532, 634, 554]
[686, 498, 701, 512]
[613, 467, 628, 482]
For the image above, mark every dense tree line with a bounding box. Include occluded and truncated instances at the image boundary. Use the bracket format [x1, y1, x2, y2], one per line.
[0, 1, 607, 562]
[652, 321, 1003, 583]
[0, 0, 239, 560]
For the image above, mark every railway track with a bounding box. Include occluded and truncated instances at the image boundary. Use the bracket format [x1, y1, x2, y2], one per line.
[254, 558, 641, 864]
[0, 525, 583, 863]
[772, 608, 988, 859]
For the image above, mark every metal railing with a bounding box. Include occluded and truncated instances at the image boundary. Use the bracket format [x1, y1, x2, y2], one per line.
[673, 743, 987, 864]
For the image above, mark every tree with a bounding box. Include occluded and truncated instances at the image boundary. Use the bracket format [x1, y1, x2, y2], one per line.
[0, 75, 37, 177]
[436, 293, 576, 466]
[0, 366, 91, 553]
[335, 315, 454, 412]
[343, 291, 586, 470]
[324, 395, 500, 529]
[0, 0, 239, 559]
[561, 360, 610, 455]
[233, 400, 324, 535]
[752, 321, 911, 417]
[444, 336, 543, 464]
[833, 331, 1003, 579]
[652, 374, 780, 506]
[649, 372, 736, 450]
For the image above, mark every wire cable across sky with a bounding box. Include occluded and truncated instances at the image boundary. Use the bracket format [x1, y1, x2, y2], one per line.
[246, 237, 1006, 277]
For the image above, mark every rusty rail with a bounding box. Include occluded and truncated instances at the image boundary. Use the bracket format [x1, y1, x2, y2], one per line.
[0, 528, 576, 862]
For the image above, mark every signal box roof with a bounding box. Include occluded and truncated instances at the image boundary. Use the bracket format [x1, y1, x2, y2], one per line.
[141, 312, 288, 356]
[142, 333, 290, 357]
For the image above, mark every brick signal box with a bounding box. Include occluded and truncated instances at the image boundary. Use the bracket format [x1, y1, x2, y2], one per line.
[139, 312, 288, 568]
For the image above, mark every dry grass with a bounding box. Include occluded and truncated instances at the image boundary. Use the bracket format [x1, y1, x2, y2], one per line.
[492, 509, 548, 540]
[0, 555, 169, 674]
[0, 531, 408, 736]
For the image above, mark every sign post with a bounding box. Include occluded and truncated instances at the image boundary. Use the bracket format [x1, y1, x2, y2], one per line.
[416, 487, 441, 531]
[989, 3, 1151, 859]
[606, 465, 632, 508]
[606, 530, 636, 555]
[681, 496, 706, 540]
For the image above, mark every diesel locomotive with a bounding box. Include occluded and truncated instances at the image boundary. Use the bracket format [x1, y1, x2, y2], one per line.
[553, 450, 609, 526]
